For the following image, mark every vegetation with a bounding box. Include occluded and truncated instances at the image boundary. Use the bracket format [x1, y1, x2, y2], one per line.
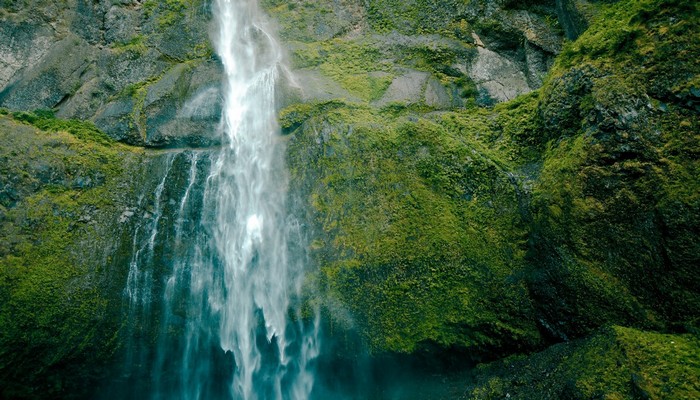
[9, 109, 115, 145]
[0, 112, 146, 398]
[364, 0, 461, 35]
[286, 101, 541, 356]
[0, 0, 698, 396]
[110, 35, 148, 55]
[143, 0, 205, 29]
[467, 326, 700, 399]
[283, 0, 700, 381]
[290, 39, 395, 101]
[528, 0, 700, 340]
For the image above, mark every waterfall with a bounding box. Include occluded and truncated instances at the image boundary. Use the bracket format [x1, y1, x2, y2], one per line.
[208, 0, 319, 398]
[120, 1, 319, 399]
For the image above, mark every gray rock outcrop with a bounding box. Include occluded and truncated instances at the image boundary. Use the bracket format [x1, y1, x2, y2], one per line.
[0, 0, 221, 147]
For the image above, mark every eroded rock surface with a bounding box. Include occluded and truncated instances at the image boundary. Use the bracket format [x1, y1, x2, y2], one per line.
[0, 0, 220, 147]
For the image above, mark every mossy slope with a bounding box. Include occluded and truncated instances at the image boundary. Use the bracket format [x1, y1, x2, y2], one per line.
[287, 101, 543, 358]
[284, 0, 700, 372]
[0, 110, 167, 399]
[466, 326, 700, 399]
[528, 0, 700, 339]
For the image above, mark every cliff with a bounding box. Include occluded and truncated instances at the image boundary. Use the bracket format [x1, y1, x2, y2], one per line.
[278, 0, 699, 396]
[0, 0, 698, 398]
[0, 0, 219, 147]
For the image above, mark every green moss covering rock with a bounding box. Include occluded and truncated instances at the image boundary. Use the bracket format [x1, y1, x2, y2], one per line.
[0, 111, 188, 399]
[465, 326, 700, 399]
[527, 0, 700, 340]
[283, 0, 699, 373]
[286, 101, 543, 358]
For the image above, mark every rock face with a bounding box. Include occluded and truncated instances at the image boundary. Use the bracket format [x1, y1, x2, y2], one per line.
[265, 0, 563, 108]
[0, 0, 698, 397]
[0, 110, 212, 398]
[0, 0, 564, 142]
[280, 0, 700, 375]
[470, 44, 532, 104]
[0, 0, 221, 147]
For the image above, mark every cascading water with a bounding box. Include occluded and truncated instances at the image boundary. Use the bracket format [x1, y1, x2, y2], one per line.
[207, 0, 319, 397]
[119, 1, 319, 399]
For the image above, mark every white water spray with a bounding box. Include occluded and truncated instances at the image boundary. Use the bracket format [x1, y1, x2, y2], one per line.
[209, 0, 318, 398]
[121, 2, 318, 398]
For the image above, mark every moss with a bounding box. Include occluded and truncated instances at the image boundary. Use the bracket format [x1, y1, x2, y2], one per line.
[291, 39, 396, 102]
[187, 41, 214, 59]
[396, 41, 468, 74]
[262, 0, 346, 43]
[144, 0, 203, 29]
[528, 130, 674, 336]
[279, 102, 318, 134]
[143, 0, 157, 18]
[288, 102, 542, 356]
[0, 114, 145, 399]
[552, 0, 699, 101]
[130, 83, 148, 140]
[110, 34, 148, 54]
[528, 0, 700, 339]
[466, 326, 700, 399]
[11, 109, 115, 146]
[491, 91, 544, 161]
[288, 35, 479, 105]
[391, 41, 477, 99]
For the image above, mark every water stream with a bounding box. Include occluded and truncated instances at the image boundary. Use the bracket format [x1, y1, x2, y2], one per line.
[207, 0, 319, 397]
[119, 1, 319, 398]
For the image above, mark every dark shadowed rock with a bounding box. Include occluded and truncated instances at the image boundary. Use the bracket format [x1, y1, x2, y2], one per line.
[556, 0, 591, 40]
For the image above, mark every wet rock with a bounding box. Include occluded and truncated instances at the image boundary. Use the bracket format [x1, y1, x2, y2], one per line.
[291, 69, 359, 102]
[71, 0, 108, 45]
[142, 60, 223, 147]
[424, 77, 453, 109]
[93, 96, 137, 144]
[376, 70, 429, 106]
[0, 18, 55, 90]
[0, 34, 97, 111]
[119, 209, 135, 223]
[469, 46, 532, 104]
[524, 41, 551, 89]
[101, 48, 171, 96]
[104, 5, 141, 45]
